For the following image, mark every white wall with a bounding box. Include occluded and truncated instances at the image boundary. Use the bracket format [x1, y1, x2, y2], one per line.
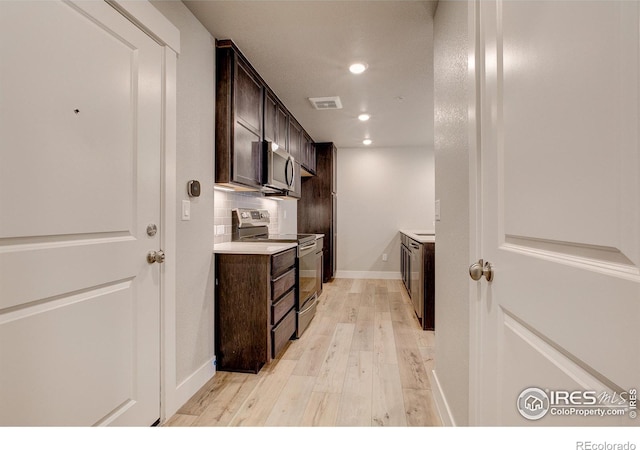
[150, 0, 216, 408]
[277, 200, 297, 235]
[150, 2, 297, 415]
[433, 0, 470, 426]
[336, 146, 435, 279]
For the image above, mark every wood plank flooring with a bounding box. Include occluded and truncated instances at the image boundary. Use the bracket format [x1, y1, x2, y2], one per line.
[164, 278, 441, 427]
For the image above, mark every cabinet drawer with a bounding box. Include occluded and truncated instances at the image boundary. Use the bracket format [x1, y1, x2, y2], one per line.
[271, 248, 296, 277]
[272, 308, 296, 358]
[272, 288, 295, 325]
[272, 268, 295, 300]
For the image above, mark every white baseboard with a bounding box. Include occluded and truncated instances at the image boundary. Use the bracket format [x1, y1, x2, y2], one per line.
[171, 356, 216, 417]
[335, 270, 401, 280]
[429, 368, 456, 426]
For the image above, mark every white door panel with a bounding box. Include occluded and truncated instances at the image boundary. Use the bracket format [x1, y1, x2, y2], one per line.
[0, 1, 138, 237]
[476, 0, 640, 426]
[0, 283, 135, 426]
[500, 1, 639, 256]
[0, 1, 162, 426]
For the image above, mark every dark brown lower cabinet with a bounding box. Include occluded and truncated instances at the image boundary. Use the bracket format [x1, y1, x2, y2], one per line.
[422, 243, 435, 331]
[215, 248, 297, 373]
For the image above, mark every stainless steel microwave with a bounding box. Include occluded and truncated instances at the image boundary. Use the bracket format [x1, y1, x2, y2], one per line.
[263, 141, 297, 193]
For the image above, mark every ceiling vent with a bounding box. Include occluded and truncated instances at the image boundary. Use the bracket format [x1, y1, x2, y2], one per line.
[308, 96, 343, 110]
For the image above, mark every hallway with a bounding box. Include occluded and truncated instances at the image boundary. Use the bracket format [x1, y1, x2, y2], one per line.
[165, 278, 441, 426]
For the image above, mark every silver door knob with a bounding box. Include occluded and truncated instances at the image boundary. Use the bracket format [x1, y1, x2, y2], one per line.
[147, 250, 165, 264]
[469, 259, 493, 282]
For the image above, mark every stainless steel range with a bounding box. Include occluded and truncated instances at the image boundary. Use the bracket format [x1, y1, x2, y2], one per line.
[232, 208, 319, 337]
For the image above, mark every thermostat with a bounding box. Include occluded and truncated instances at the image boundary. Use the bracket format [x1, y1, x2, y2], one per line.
[187, 180, 201, 197]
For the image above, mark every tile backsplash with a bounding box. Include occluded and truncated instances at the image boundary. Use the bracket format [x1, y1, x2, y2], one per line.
[214, 190, 280, 244]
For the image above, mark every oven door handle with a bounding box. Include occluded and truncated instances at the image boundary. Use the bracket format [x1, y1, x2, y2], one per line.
[299, 294, 317, 315]
[298, 241, 317, 256]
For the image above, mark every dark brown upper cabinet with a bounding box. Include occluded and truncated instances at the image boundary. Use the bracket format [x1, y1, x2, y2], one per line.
[288, 118, 302, 163]
[264, 88, 290, 153]
[216, 38, 317, 192]
[215, 40, 263, 190]
[276, 103, 288, 151]
[264, 89, 277, 144]
[301, 131, 316, 176]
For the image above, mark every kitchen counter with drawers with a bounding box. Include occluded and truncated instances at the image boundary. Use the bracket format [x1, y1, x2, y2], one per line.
[399, 231, 435, 331]
[214, 246, 297, 373]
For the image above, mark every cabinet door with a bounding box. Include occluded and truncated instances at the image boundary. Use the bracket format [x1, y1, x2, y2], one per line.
[235, 60, 262, 133]
[305, 133, 316, 174]
[233, 59, 263, 187]
[288, 118, 302, 162]
[315, 250, 323, 296]
[329, 193, 337, 281]
[331, 143, 337, 194]
[276, 104, 288, 151]
[264, 90, 277, 143]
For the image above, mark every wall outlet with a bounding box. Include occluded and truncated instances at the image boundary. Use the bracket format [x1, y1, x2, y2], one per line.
[382, 253, 388, 262]
[215, 225, 225, 235]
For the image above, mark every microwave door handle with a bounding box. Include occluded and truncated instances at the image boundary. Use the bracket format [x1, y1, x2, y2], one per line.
[285, 157, 294, 188]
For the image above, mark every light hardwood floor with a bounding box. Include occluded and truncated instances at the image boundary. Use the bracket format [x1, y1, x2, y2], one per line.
[164, 278, 441, 427]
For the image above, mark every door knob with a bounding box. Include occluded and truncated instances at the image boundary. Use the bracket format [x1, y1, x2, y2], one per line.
[469, 259, 493, 282]
[469, 259, 484, 280]
[147, 250, 165, 264]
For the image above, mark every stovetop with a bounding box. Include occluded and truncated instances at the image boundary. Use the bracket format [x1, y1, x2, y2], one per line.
[232, 208, 316, 246]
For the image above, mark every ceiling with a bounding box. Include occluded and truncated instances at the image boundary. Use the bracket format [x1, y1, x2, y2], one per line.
[183, 0, 437, 149]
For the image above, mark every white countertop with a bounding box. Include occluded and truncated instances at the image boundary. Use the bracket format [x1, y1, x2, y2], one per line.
[214, 241, 297, 255]
[400, 229, 436, 244]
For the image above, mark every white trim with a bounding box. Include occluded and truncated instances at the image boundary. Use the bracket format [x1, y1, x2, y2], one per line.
[173, 358, 217, 413]
[334, 270, 401, 280]
[429, 369, 456, 426]
[160, 46, 178, 422]
[467, 0, 482, 427]
[108, 0, 180, 424]
[107, 0, 180, 54]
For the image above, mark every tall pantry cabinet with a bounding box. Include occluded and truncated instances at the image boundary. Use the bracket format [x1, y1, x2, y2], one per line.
[298, 142, 337, 283]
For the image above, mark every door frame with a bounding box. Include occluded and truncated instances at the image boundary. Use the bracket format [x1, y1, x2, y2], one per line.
[467, 0, 482, 427]
[106, 0, 180, 423]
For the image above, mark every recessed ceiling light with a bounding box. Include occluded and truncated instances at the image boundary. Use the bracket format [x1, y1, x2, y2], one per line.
[362, 139, 372, 146]
[358, 113, 371, 122]
[349, 63, 368, 74]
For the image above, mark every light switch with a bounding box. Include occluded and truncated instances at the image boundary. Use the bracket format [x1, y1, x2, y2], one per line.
[182, 200, 191, 221]
[435, 199, 441, 221]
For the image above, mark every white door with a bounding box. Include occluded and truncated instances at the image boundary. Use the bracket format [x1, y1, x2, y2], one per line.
[474, 0, 640, 425]
[0, 1, 163, 426]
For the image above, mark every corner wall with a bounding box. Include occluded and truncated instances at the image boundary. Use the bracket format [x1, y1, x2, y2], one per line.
[336, 146, 435, 279]
[150, 0, 216, 414]
[433, 0, 470, 426]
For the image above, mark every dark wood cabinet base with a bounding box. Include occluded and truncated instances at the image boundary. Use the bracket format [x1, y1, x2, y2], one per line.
[215, 248, 297, 373]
